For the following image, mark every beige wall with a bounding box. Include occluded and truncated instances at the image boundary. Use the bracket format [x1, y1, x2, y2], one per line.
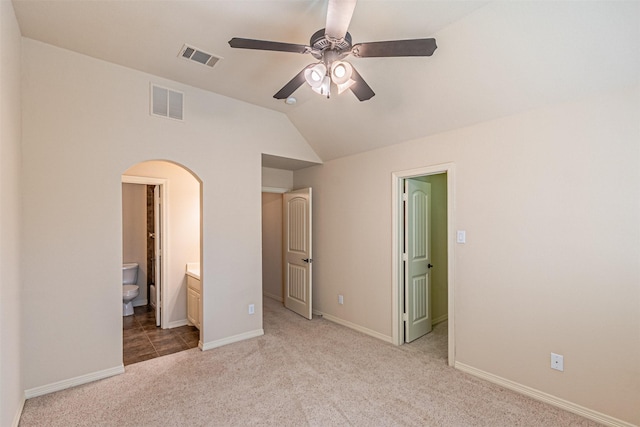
[124, 161, 201, 326]
[20, 38, 321, 392]
[0, 1, 24, 424]
[261, 193, 283, 302]
[122, 183, 148, 304]
[262, 167, 293, 190]
[294, 85, 640, 424]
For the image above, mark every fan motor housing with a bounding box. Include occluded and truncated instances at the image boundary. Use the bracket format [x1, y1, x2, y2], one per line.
[310, 29, 353, 53]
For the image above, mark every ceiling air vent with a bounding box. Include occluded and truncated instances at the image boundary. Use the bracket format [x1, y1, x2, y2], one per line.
[179, 44, 222, 68]
[151, 84, 183, 121]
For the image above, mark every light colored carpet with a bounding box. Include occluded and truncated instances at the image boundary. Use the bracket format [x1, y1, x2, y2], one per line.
[19, 298, 600, 426]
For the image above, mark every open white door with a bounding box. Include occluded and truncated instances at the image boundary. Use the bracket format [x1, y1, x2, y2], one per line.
[404, 179, 432, 342]
[154, 185, 162, 327]
[283, 188, 312, 319]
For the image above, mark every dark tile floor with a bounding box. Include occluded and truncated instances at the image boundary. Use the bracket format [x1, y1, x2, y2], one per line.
[123, 305, 200, 366]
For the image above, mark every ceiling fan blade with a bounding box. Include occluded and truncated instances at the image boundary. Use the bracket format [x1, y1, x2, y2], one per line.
[352, 38, 437, 57]
[349, 67, 375, 101]
[228, 38, 310, 54]
[273, 68, 308, 99]
[325, 0, 357, 41]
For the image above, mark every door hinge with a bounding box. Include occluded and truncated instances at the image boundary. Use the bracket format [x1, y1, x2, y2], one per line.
[402, 253, 408, 262]
[403, 313, 408, 322]
[402, 192, 408, 201]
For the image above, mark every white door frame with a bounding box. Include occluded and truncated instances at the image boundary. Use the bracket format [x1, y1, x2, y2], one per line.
[391, 163, 455, 366]
[122, 175, 169, 328]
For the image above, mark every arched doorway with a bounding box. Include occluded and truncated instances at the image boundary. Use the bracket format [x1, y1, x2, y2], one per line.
[121, 160, 202, 365]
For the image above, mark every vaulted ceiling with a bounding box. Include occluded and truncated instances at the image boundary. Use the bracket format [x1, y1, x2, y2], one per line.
[12, 1, 640, 163]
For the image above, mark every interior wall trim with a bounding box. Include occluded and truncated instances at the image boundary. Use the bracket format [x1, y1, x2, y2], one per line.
[455, 362, 634, 427]
[166, 319, 189, 329]
[262, 186, 291, 194]
[317, 311, 393, 344]
[11, 396, 25, 427]
[263, 292, 284, 303]
[199, 329, 264, 351]
[24, 365, 125, 399]
[431, 313, 448, 325]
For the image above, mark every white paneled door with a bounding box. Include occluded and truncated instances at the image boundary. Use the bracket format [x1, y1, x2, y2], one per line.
[404, 179, 432, 342]
[283, 188, 312, 319]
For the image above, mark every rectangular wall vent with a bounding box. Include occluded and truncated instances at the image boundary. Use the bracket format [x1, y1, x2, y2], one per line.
[150, 84, 184, 121]
[178, 44, 222, 68]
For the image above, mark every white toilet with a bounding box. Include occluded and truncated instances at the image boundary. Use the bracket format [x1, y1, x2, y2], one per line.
[122, 263, 140, 316]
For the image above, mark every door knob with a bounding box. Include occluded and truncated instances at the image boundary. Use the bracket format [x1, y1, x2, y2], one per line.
[427, 264, 433, 269]
[302, 258, 312, 263]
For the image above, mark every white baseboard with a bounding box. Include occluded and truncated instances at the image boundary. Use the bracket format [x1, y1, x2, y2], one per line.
[165, 319, 189, 329]
[263, 292, 283, 302]
[199, 329, 264, 351]
[24, 365, 124, 399]
[317, 311, 393, 344]
[455, 362, 635, 427]
[12, 396, 25, 427]
[432, 313, 448, 325]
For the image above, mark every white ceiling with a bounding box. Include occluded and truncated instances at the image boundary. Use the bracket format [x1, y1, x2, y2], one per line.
[12, 0, 640, 163]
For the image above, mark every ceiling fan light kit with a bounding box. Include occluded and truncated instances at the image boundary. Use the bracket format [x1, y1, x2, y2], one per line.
[317, 77, 331, 97]
[228, 0, 437, 102]
[304, 63, 327, 88]
[332, 61, 351, 81]
[336, 78, 356, 95]
[331, 61, 355, 95]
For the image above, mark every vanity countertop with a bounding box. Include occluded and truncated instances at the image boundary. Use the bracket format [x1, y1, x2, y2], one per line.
[186, 262, 200, 280]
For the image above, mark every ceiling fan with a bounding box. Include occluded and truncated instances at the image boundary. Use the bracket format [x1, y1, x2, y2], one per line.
[228, 0, 437, 101]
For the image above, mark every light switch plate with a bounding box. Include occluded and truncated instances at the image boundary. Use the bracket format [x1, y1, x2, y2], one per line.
[457, 230, 466, 244]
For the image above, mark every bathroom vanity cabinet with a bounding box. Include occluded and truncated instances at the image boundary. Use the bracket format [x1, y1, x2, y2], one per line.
[187, 276, 201, 330]
[186, 263, 201, 330]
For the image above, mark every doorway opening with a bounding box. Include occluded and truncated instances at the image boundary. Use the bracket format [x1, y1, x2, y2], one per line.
[122, 176, 166, 326]
[121, 160, 202, 365]
[392, 164, 455, 366]
[261, 190, 286, 304]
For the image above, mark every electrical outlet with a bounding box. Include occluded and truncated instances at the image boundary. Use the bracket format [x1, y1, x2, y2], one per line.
[338, 295, 344, 305]
[551, 353, 564, 371]
[248, 304, 255, 315]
